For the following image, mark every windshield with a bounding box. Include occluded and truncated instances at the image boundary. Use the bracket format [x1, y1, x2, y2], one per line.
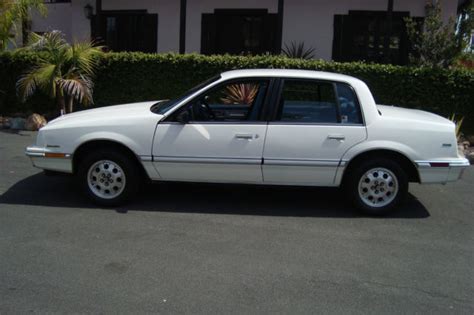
[151, 75, 221, 114]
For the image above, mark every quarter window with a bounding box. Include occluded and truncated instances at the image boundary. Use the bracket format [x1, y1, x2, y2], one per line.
[335, 83, 363, 124]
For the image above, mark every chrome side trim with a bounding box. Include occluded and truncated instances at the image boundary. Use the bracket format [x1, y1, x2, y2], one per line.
[264, 158, 341, 167]
[154, 156, 348, 167]
[154, 156, 261, 165]
[415, 159, 470, 168]
[139, 155, 153, 162]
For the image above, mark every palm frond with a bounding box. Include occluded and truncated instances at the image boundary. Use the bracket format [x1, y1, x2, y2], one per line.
[16, 71, 38, 102]
[17, 62, 57, 101]
[68, 41, 103, 76]
[449, 114, 464, 141]
[25, 30, 67, 53]
[282, 41, 316, 59]
[58, 73, 94, 106]
[9, 0, 46, 19]
[220, 83, 259, 105]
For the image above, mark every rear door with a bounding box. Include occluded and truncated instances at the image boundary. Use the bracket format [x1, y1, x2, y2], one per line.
[262, 79, 367, 185]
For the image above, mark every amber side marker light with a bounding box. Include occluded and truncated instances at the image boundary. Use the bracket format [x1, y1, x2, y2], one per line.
[44, 152, 68, 158]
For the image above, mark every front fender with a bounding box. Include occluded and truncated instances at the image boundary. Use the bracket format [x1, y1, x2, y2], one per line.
[73, 131, 147, 157]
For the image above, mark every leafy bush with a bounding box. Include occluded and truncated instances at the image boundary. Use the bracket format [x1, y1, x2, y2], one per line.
[1, 51, 473, 133]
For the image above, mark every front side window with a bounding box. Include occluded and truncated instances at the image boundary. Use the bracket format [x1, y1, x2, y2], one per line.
[171, 79, 269, 122]
[277, 80, 338, 123]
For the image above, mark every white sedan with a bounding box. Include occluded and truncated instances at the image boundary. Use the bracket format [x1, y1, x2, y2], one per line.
[26, 69, 469, 215]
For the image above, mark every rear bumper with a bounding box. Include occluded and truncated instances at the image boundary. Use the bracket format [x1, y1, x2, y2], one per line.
[25, 145, 73, 173]
[415, 158, 470, 184]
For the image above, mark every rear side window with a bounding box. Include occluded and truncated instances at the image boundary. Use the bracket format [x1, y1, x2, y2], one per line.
[275, 79, 363, 125]
[335, 82, 363, 124]
[277, 80, 338, 123]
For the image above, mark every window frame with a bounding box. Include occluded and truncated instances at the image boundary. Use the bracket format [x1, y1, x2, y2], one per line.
[269, 78, 365, 126]
[163, 77, 276, 125]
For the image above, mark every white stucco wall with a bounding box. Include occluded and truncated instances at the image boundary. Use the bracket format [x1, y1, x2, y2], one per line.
[29, 0, 459, 59]
[30, 3, 73, 42]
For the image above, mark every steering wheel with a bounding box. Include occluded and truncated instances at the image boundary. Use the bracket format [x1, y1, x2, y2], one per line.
[199, 98, 215, 120]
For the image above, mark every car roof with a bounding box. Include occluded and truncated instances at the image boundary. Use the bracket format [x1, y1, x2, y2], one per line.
[220, 69, 362, 84]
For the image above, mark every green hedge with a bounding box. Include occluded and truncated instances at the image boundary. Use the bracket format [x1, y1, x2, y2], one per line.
[1, 52, 473, 133]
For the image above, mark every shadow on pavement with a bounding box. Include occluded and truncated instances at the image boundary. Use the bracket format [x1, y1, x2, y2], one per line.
[0, 172, 430, 218]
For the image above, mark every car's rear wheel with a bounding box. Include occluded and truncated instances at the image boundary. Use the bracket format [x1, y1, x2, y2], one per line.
[345, 158, 408, 215]
[78, 150, 140, 206]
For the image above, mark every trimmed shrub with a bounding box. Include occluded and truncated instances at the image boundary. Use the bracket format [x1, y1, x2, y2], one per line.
[1, 52, 473, 132]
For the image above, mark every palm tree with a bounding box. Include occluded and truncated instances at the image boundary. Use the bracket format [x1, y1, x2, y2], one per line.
[16, 31, 103, 114]
[0, 0, 46, 51]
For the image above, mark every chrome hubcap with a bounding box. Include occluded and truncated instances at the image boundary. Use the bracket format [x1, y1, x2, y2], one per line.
[358, 167, 398, 208]
[87, 160, 126, 199]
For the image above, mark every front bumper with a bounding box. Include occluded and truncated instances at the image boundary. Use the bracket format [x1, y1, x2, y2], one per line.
[25, 145, 73, 173]
[415, 158, 470, 183]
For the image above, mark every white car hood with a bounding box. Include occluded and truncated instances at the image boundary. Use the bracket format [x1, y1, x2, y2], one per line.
[377, 105, 453, 127]
[45, 101, 163, 128]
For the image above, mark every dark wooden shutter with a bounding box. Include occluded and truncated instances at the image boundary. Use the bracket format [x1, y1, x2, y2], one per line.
[332, 15, 347, 61]
[143, 14, 158, 53]
[263, 14, 279, 54]
[90, 15, 107, 46]
[201, 14, 216, 54]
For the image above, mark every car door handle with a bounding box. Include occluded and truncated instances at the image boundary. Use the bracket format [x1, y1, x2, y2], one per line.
[235, 133, 255, 140]
[327, 134, 345, 141]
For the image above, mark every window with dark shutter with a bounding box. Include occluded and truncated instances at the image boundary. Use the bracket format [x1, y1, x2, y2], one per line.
[92, 11, 157, 53]
[201, 9, 278, 55]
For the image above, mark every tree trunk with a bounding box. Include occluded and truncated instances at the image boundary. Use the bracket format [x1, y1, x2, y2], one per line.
[56, 83, 66, 115]
[67, 96, 74, 113]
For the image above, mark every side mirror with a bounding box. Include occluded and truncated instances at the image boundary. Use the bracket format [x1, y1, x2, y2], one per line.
[176, 110, 190, 124]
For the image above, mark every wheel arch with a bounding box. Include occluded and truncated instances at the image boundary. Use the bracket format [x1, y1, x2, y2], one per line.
[341, 149, 420, 185]
[72, 139, 148, 178]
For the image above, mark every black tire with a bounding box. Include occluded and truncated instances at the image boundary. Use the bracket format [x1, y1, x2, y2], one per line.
[78, 149, 141, 207]
[344, 158, 408, 216]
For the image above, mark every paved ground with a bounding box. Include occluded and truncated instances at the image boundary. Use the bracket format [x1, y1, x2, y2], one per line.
[1, 130, 473, 314]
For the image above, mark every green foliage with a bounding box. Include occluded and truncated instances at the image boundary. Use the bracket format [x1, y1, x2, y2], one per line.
[0, 52, 473, 133]
[16, 31, 103, 114]
[449, 114, 464, 141]
[456, 0, 473, 52]
[405, 1, 462, 68]
[0, 0, 46, 51]
[282, 41, 316, 59]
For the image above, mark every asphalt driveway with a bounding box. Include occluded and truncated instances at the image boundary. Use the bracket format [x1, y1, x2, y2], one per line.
[1, 130, 473, 314]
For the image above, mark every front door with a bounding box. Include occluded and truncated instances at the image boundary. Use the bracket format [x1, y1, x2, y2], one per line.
[262, 79, 367, 185]
[153, 79, 271, 183]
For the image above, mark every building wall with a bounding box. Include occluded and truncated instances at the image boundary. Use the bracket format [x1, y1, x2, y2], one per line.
[184, 0, 278, 53]
[281, 0, 455, 60]
[31, 0, 180, 53]
[101, 0, 180, 53]
[29, 0, 458, 59]
[30, 2, 73, 42]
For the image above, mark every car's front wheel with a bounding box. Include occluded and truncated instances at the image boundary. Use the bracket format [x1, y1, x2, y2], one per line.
[78, 150, 140, 206]
[345, 158, 408, 215]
